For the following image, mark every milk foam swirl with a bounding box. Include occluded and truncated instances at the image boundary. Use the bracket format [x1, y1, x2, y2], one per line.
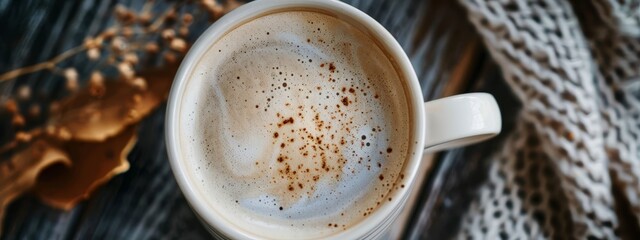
[179, 11, 411, 238]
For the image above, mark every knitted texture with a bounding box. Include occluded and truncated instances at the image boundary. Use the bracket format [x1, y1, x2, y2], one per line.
[456, 0, 640, 239]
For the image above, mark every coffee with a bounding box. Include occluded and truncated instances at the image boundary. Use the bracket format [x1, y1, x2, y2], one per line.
[178, 11, 411, 238]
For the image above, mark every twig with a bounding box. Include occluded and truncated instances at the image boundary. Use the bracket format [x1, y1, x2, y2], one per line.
[0, 1, 180, 84]
[0, 45, 88, 83]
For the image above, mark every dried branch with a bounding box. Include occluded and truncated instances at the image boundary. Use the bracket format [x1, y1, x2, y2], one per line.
[0, 45, 87, 83]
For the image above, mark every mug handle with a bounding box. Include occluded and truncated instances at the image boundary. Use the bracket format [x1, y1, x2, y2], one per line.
[423, 93, 502, 152]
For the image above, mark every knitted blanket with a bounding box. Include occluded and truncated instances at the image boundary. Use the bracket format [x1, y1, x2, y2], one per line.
[456, 0, 640, 239]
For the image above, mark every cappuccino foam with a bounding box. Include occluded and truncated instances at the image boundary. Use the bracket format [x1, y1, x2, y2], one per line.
[179, 11, 411, 238]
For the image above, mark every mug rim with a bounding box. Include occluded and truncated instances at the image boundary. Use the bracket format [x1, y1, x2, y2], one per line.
[165, 0, 426, 239]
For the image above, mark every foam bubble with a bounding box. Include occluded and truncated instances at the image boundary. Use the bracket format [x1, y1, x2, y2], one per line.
[178, 11, 411, 238]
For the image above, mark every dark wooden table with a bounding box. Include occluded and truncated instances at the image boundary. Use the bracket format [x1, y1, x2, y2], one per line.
[0, 0, 518, 239]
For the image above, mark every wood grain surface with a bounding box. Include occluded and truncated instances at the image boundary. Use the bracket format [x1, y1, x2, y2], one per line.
[0, 0, 515, 239]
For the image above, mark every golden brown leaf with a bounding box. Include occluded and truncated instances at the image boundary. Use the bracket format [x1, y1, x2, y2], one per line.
[0, 139, 71, 233]
[47, 64, 177, 141]
[34, 126, 137, 210]
[0, 64, 178, 232]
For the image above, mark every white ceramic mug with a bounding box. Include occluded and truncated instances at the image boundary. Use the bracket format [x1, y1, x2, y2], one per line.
[165, 0, 502, 239]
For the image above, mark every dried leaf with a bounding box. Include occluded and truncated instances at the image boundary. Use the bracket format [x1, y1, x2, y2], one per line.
[0, 140, 71, 233]
[48, 64, 177, 141]
[0, 64, 176, 231]
[34, 126, 137, 210]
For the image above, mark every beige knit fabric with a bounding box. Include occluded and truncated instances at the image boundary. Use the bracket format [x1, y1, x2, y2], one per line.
[456, 0, 640, 239]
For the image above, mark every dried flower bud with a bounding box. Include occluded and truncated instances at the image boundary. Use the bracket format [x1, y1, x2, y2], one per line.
[118, 62, 135, 80]
[122, 27, 135, 38]
[63, 68, 79, 92]
[179, 26, 189, 37]
[145, 42, 159, 54]
[63, 68, 78, 80]
[102, 27, 118, 40]
[87, 48, 100, 60]
[89, 71, 106, 96]
[131, 77, 147, 90]
[5, 99, 18, 113]
[139, 12, 152, 25]
[123, 53, 139, 65]
[12, 114, 25, 127]
[163, 52, 177, 63]
[45, 125, 56, 135]
[182, 13, 194, 25]
[201, 0, 218, 11]
[111, 36, 126, 52]
[124, 13, 136, 25]
[114, 4, 127, 18]
[212, 7, 225, 20]
[165, 8, 177, 23]
[57, 127, 72, 140]
[162, 29, 175, 40]
[84, 37, 101, 49]
[202, 0, 224, 19]
[15, 131, 32, 142]
[17, 85, 31, 100]
[29, 104, 41, 117]
[170, 38, 187, 53]
[94, 36, 104, 46]
[115, 4, 136, 25]
[90, 71, 104, 85]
